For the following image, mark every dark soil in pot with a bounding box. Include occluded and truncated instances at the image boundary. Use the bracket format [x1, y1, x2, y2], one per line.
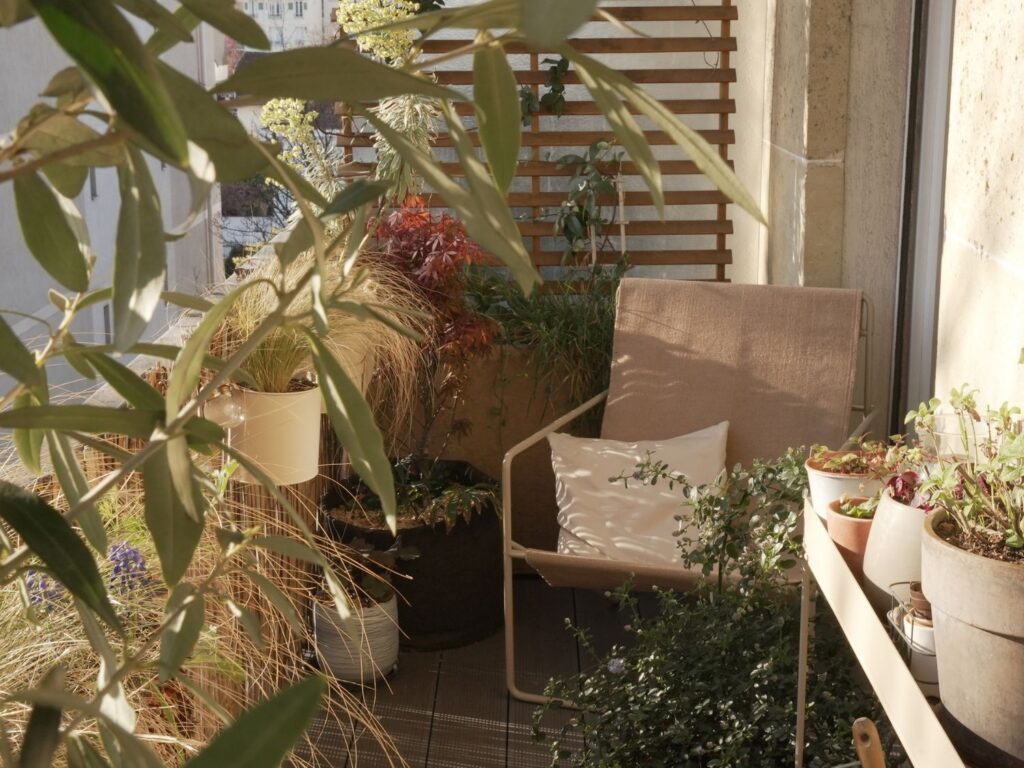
[321, 460, 503, 651]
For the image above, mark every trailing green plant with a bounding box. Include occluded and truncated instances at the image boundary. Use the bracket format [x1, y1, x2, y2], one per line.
[907, 386, 1024, 560]
[0, 0, 763, 763]
[464, 259, 627, 413]
[535, 449, 907, 766]
[519, 56, 570, 125]
[837, 494, 879, 520]
[809, 441, 887, 476]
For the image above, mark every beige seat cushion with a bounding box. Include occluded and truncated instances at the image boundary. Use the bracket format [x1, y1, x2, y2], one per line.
[549, 421, 728, 565]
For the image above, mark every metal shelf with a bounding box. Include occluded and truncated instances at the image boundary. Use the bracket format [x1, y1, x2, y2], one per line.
[795, 502, 965, 767]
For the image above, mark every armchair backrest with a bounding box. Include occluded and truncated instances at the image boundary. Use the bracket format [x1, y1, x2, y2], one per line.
[601, 279, 863, 467]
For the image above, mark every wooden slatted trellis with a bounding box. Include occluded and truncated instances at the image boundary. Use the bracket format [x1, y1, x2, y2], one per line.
[338, 1, 738, 280]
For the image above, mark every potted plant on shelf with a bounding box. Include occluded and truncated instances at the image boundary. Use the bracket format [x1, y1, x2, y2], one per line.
[805, 443, 885, 519]
[825, 494, 878, 582]
[862, 443, 935, 613]
[911, 389, 1024, 765]
[321, 201, 504, 650]
[312, 538, 415, 684]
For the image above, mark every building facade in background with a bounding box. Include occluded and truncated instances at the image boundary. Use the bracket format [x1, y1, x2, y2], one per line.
[238, 0, 337, 49]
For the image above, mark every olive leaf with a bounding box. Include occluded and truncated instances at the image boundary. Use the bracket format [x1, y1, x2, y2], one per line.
[519, 0, 596, 48]
[0, 482, 121, 631]
[0, 314, 42, 387]
[29, 0, 189, 164]
[13, 172, 90, 293]
[142, 443, 204, 586]
[473, 39, 521, 193]
[46, 431, 107, 554]
[216, 46, 463, 104]
[112, 147, 166, 351]
[0, 405, 160, 438]
[178, 0, 269, 50]
[159, 583, 206, 682]
[18, 666, 64, 768]
[307, 332, 397, 534]
[182, 677, 325, 768]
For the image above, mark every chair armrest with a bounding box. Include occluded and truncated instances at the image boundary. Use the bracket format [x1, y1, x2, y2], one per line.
[501, 390, 608, 551]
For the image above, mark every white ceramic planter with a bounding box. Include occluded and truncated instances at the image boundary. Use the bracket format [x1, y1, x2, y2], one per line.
[230, 386, 321, 485]
[313, 596, 399, 684]
[805, 455, 882, 520]
[862, 492, 929, 614]
[902, 611, 939, 699]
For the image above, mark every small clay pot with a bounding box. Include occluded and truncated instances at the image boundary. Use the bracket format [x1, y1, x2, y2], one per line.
[826, 496, 874, 582]
[909, 580, 932, 620]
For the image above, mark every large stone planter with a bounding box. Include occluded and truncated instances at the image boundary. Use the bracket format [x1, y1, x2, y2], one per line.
[922, 511, 1024, 766]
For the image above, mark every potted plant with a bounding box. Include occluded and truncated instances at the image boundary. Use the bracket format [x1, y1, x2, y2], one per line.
[320, 202, 504, 650]
[825, 494, 878, 581]
[805, 443, 885, 519]
[312, 538, 415, 684]
[911, 389, 1024, 765]
[862, 441, 935, 613]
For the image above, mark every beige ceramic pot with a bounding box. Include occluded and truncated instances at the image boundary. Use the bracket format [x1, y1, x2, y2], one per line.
[805, 451, 882, 520]
[825, 497, 874, 582]
[862, 491, 930, 614]
[231, 386, 321, 485]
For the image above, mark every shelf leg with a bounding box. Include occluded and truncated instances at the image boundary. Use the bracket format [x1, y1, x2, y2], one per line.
[796, 563, 815, 768]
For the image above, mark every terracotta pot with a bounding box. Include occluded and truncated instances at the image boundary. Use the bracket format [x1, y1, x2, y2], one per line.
[230, 386, 321, 485]
[922, 510, 1024, 766]
[862, 491, 930, 613]
[909, 580, 932, 620]
[825, 497, 874, 582]
[313, 596, 399, 684]
[805, 452, 882, 520]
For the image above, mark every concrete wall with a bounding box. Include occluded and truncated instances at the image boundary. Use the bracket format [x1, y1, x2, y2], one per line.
[933, 1, 1024, 406]
[765, 0, 913, 428]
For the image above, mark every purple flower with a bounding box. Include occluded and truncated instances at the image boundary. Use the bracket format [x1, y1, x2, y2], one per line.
[108, 542, 149, 594]
[25, 569, 67, 610]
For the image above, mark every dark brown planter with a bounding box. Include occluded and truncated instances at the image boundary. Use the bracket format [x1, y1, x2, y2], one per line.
[321, 461, 503, 651]
[922, 511, 1024, 766]
[826, 497, 874, 582]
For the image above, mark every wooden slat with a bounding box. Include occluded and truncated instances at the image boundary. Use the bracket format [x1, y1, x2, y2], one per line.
[420, 37, 737, 54]
[335, 159, 725, 178]
[450, 98, 736, 117]
[431, 68, 737, 86]
[598, 5, 739, 22]
[529, 249, 733, 267]
[505, 190, 730, 207]
[517, 220, 732, 237]
[338, 129, 735, 148]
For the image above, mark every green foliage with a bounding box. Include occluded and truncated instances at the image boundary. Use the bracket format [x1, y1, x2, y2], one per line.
[540, 449, 906, 767]
[908, 386, 1024, 555]
[549, 140, 622, 262]
[837, 495, 879, 520]
[0, 1, 764, 764]
[519, 56, 569, 126]
[465, 261, 627, 413]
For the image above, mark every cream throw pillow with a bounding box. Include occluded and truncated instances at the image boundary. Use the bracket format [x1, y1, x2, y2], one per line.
[548, 422, 729, 564]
